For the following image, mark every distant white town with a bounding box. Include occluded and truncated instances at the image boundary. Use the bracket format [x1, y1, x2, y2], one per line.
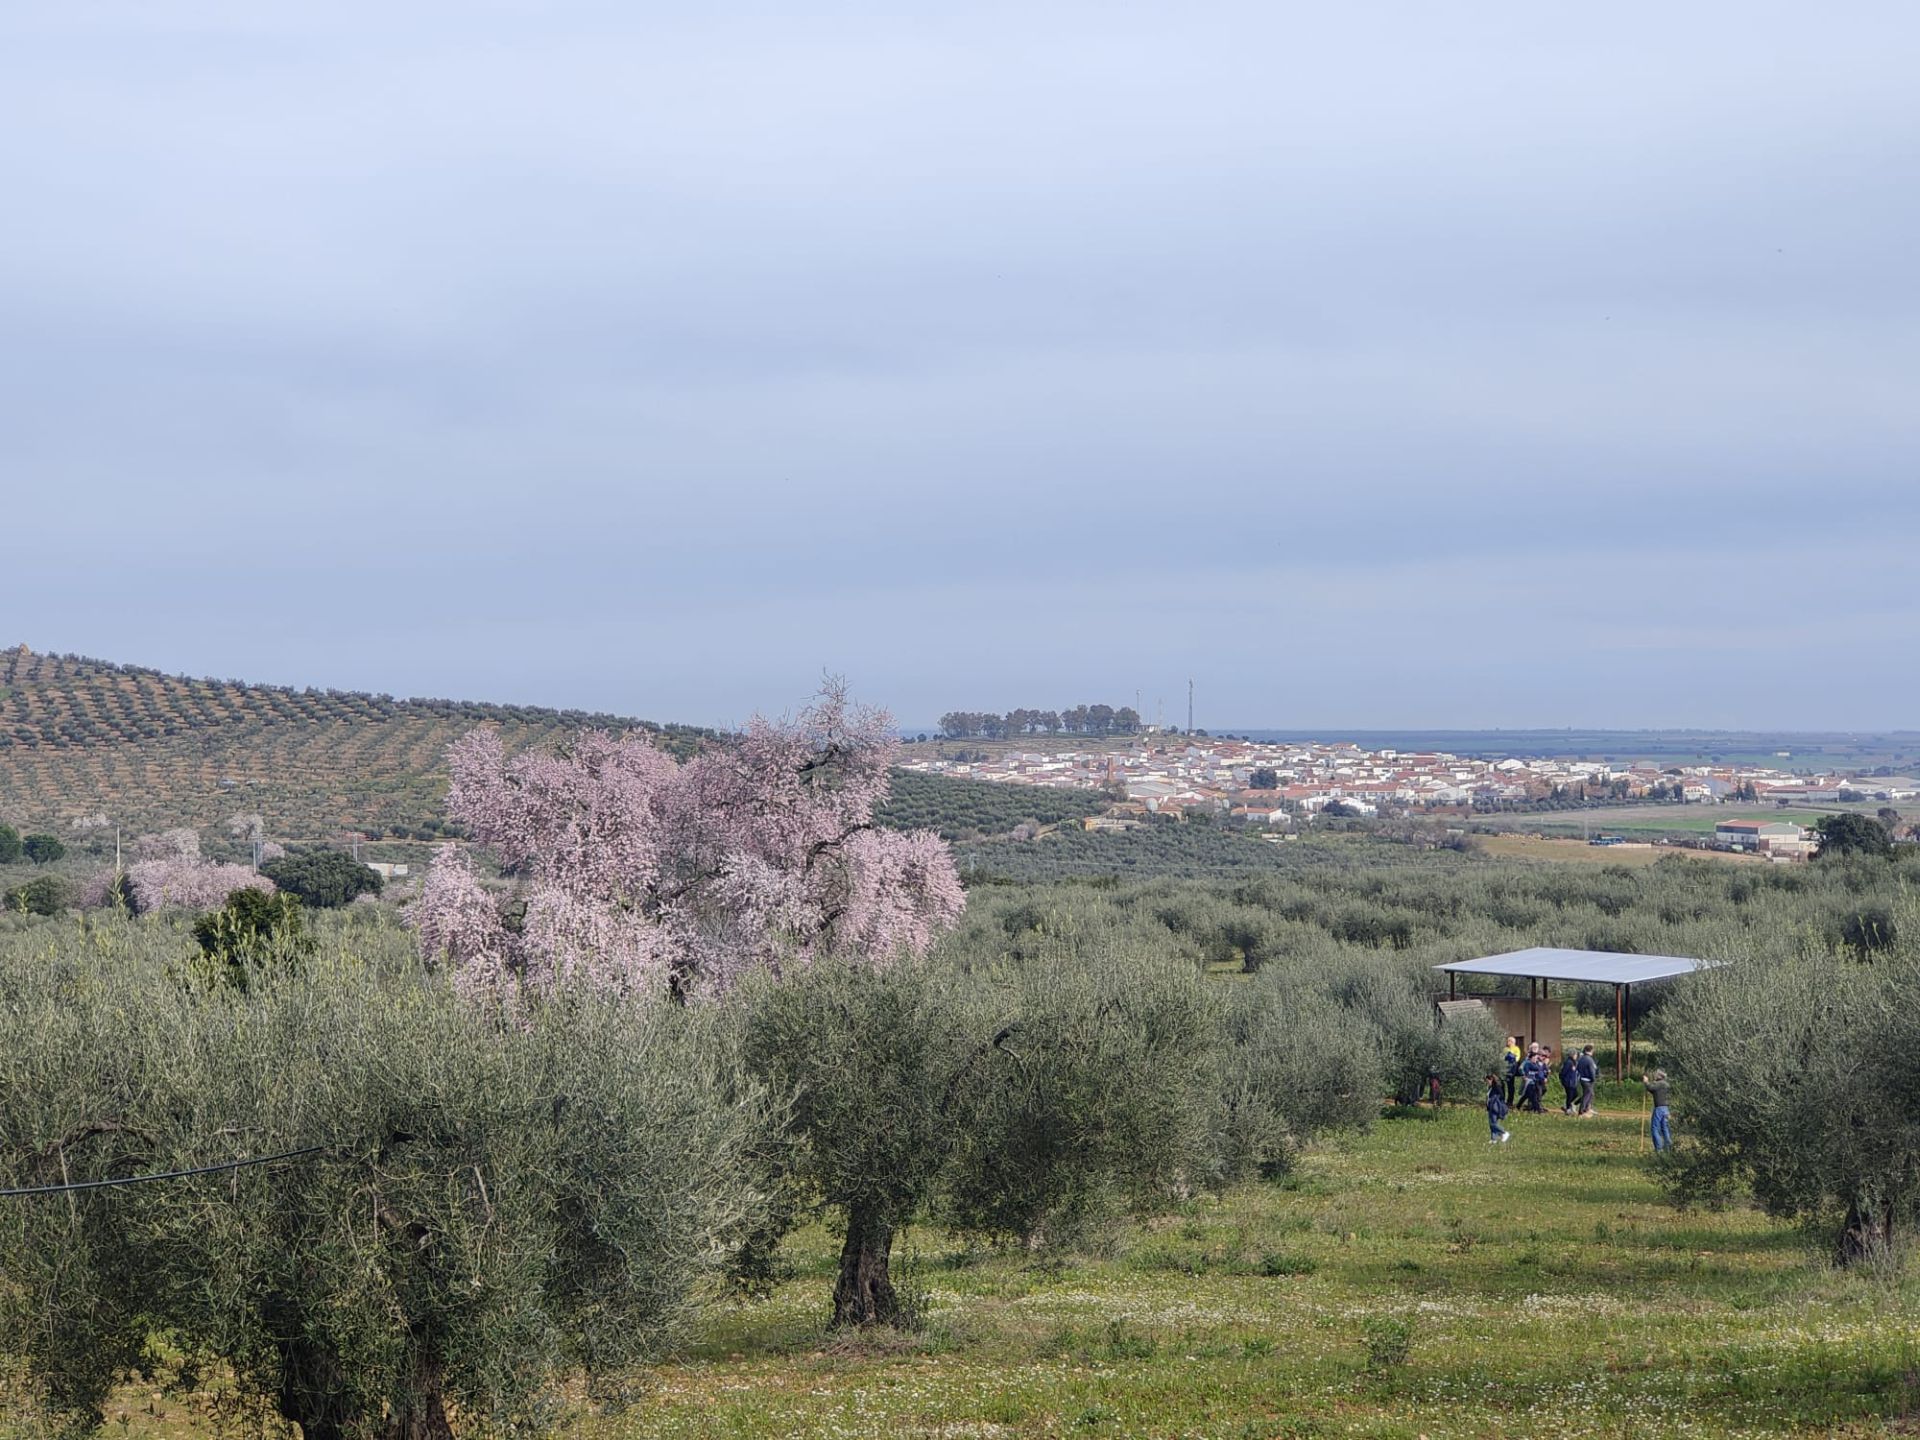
[901, 738, 1916, 857]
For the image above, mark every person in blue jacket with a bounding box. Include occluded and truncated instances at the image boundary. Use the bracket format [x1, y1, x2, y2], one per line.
[1521, 1047, 1550, 1113]
[1574, 1045, 1599, 1116]
[1558, 1048, 1579, 1113]
[1485, 1072, 1511, 1143]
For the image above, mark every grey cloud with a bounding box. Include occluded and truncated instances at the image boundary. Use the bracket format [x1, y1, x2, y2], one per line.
[3, 2, 1916, 726]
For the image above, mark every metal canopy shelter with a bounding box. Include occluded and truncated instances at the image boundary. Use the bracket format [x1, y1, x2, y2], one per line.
[1434, 947, 1708, 1080]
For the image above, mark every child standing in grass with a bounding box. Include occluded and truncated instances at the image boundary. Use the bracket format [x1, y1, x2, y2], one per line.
[1485, 1073, 1511, 1144]
[1558, 1047, 1579, 1113]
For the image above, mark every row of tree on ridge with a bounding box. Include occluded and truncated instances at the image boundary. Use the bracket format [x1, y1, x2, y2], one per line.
[937, 703, 1145, 739]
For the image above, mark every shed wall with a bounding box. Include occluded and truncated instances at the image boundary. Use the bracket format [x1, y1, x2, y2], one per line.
[1485, 996, 1563, 1056]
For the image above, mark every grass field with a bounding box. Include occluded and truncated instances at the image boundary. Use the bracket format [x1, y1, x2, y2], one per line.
[1478, 834, 1767, 867]
[1487, 805, 1862, 839]
[105, 1058, 1920, 1439]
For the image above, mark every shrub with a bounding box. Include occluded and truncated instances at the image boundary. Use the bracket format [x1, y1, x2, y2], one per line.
[260, 849, 383, 909]
[1256, 1251, 1317, 1277]
[20, 834, 64, 865]
[4, 875, 70, 917]
[1362, 1315, 1414, 1371]
[192, 888, 315, 982]
[1838, 905, 1898, 959]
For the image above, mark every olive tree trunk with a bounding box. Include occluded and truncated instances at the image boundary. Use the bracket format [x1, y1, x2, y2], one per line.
[831, 1202, 899, 1327]
[1838, 1194, 1893, 1267]
[275, 1333, 351, 1440]
[276, 1338, 452, 1440]
[381, 1357, 455, 1440]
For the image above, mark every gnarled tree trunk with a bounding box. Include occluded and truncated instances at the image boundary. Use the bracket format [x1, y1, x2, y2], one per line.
[380, 1356, 454, 1440]
[275, 1332, 352, 1440]
[831, 1202, 898, 1327]
[1838, 1194, 1893, 1266]
[275, 1332, 453, 1440]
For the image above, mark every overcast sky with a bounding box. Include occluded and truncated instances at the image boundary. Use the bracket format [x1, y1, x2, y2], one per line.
[4, 2, 1916, 730]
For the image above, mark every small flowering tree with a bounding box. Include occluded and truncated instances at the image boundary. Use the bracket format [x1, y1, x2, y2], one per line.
[91, 828, 277, 915]
[414, 681, 964, 1004]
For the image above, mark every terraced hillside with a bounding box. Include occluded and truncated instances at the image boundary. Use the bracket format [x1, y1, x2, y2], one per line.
[0, 646, 707, 843]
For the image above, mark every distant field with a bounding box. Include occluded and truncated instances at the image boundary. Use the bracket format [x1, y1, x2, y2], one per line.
[1479, 834, 1767, 867]
[1500, 804, 1860, 838]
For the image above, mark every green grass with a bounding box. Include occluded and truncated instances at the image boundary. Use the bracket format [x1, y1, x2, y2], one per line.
[1550, 811, 1820, 836]
[89, 1073, 1920, 1439]
[542, 1085, 1918, 1439]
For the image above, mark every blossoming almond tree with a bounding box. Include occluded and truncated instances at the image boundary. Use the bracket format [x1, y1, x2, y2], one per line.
[414, 680, 965, 1003]
[81, 827, 277, 914]
[413, 684, 966, 1323]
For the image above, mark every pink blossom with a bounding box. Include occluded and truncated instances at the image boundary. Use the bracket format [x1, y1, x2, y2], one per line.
[125, 858, 274, 915]
[414, 848, 514, 1002]
[415, 682, 964, 1003]
[133, 828, 202, 863]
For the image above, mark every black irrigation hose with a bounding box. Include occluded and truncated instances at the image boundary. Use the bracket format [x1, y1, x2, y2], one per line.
[0, 1145, 327, 1199]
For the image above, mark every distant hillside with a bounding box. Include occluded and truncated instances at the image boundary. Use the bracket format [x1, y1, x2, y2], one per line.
[0, 646, 708, 843]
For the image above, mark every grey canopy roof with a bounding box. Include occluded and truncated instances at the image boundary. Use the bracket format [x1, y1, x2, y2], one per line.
[1434, 947, 1707, 986]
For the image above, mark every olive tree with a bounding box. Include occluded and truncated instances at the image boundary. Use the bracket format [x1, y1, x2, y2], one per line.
[1659, 925, 1920, 1264]
[1272, 952, 1497, 1105]
[943, 940, 1225, 1252]
[1216, 979, 1380, 1180]
[733, 953, 975, 1326]
[733, 937, 1233, 1322]
[0, 922, 773, 1438]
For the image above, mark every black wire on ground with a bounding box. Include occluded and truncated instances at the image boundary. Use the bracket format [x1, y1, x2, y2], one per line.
[0, 1145, 328, 1199]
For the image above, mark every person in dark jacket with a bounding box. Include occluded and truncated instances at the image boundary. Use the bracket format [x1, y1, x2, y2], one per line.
[1558, 1048, 1579, 1113]
[1574, 1045, 1599, 1116]
[1521, 1048, 1549, 1113]
[1643, 1069, 1673, 1150]
[1485, 1073, 1511, 1143]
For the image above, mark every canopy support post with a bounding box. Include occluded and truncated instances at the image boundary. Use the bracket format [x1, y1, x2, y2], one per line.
[1615, 984, 1625, 1081]
[1624, 983, 1632, 1079]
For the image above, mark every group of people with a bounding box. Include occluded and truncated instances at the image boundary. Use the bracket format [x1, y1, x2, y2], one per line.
[1483, 1034, 1673, 1150]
